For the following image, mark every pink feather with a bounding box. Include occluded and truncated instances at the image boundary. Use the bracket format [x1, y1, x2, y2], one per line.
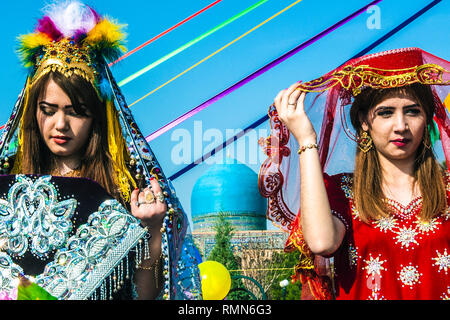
[87, 6, 101, 23]
[36, 16, 63, 41]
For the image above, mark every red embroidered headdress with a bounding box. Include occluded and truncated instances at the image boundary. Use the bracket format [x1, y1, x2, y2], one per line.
[258, 47, 450, 299]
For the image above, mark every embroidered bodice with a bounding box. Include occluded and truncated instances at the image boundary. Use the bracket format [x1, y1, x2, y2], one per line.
[0, 175, 148, 300]
[328, 172, 450, 300]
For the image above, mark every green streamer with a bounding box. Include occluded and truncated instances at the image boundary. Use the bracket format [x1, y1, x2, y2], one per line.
[118, 0, 269, 87]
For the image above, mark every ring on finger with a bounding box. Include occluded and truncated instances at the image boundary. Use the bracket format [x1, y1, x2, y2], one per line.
[137, 199, 154, 206]
[155, 191, 165, 203]
[137, 199, 152, 207]
[288, 101, 296, 106]
[144, 189, 156, 203]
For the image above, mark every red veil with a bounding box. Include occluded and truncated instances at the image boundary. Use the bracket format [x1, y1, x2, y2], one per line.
[258, 48, 450, 299]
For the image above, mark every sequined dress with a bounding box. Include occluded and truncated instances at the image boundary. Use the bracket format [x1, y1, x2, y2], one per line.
[288, 171, 450, 300]
[0, 174, 148, 300]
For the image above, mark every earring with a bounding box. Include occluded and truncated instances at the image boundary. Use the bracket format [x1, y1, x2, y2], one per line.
[358, 131, 373, 153]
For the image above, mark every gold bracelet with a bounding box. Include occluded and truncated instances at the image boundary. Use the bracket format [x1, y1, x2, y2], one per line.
[297, 143, 318, 155]
[137, 252, 163, 288]
[137, 252, 163, 271]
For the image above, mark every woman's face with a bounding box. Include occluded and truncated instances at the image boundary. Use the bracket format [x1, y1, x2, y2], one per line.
[362, 94, 427, 162]
[36, 78, 93, 159]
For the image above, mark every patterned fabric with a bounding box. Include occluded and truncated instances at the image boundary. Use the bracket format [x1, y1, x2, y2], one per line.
[259, 48, 450, 236]
[0, 1, 203, 300]
[0, 174, 148, 300]
[262, 48, 450, 300]
[287, 171, 450, 300]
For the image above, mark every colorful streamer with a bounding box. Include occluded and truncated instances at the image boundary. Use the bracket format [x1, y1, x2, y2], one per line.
[118, 0, 269, 87]
[109, 0, 224, 67]
[168, 0, 441, 181]
[128, 0, 302, 107]
[145, 0, 380, 142]
[169, 114, 269, 180]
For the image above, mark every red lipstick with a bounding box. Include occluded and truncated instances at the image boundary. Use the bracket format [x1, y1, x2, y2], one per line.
[52, 136, 72, 145]
[391, 139, 410, 147]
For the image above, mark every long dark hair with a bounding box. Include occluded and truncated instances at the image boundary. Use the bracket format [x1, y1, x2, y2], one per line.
[349, 83, 446, 222]
[16, 71, 124, 201]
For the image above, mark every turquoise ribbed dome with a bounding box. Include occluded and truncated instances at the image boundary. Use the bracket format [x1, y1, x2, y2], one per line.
[191, 159, 267, 232]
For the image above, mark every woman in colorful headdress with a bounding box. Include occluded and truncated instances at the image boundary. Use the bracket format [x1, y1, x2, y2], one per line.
[0, 1, 202, 300]
[259, 48, 450, 300]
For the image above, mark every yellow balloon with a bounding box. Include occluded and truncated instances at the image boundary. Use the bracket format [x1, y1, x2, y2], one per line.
[198, 261, 231, 300]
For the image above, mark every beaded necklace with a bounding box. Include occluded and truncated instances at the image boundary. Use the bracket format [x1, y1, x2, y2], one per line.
[383, 197, 423, 220]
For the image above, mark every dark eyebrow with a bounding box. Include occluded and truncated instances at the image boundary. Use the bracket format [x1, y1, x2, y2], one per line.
[38, 101, 74, 109]
[403, 103, 421, 109]
[374, 103, 421, 112]
[374, 106, 394, 112]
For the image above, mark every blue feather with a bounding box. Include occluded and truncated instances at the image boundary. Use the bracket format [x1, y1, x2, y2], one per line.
[97, 77, 114, 101]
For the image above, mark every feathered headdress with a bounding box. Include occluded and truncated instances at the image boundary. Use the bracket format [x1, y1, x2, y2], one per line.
[14, 1, 136, 201]
[17, 0, 127, 100]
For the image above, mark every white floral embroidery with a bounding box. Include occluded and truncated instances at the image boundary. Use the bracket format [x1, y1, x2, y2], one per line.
[374, 215, 398, 233]
[415, 218, 440, 234]
[0, 175, 77, 259]
[397, 264, 422, 288]
[394, 226, 419, 249]
[432, 249, 450, 274]
[362, 254, 387, 278]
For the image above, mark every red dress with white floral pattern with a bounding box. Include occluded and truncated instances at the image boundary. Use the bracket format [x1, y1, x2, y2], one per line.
[323, 172, 450, 300]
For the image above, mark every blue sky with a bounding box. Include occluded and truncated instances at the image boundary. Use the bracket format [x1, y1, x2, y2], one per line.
[1, 0, 449, 230]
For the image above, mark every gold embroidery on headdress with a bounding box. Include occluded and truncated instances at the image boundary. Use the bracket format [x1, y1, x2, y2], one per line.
[297, 64, 450, 96]
[32, 39, 97, 88]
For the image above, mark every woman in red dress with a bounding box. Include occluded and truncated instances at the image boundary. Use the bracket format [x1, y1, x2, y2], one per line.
[262, 48, 450, 300]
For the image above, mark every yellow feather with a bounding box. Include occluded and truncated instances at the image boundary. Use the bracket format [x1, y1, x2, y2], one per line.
[19, 32, 52, 50]
[85, 18, 127, 52]
[18, 33, 52, 67]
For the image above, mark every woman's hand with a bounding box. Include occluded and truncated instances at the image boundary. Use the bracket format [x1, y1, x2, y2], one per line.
[274, 82, 317, 145]
[130, 178, 167, 230]
[130, 177, 166, 299]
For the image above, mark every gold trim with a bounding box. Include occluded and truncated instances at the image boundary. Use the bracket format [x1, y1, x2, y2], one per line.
[31, 39, 97, 88]
[299, 63, 450, 96]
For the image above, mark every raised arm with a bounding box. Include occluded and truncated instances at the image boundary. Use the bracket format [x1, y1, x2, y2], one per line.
[274, 83, 346, 256]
